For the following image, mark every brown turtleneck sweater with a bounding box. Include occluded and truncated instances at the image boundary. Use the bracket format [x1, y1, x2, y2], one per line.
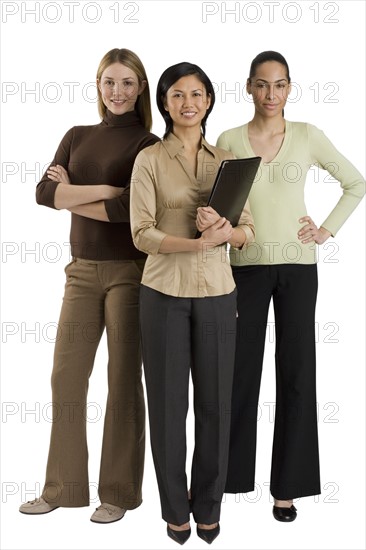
[36, 109, 160, 260]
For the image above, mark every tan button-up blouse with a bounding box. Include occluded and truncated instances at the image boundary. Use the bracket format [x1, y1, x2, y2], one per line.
[130, 133, 255, 298]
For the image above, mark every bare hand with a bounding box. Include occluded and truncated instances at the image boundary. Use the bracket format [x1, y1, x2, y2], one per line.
[196, 206, 221, 232]
[47, 165, 71, 185]
[201, 217, 233, 247]
[298, 216, 331, 244]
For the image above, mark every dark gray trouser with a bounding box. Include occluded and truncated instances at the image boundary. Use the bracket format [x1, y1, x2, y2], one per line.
[140, 285, 237, 525]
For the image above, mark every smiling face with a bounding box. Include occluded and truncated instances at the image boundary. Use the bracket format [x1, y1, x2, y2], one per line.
[164, 74, 211, 131]
[247, 61, 291, 118]
[97, 62, 146, 116]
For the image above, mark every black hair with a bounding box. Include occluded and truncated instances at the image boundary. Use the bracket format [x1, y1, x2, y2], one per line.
[156, 62, 215, 139]
[248, 50, 291, 82]
[248, 51, 291, 117]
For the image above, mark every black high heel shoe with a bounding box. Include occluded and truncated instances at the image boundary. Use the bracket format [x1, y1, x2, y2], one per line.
[196, 523, 220, 544]
[167, 525, 191, 545]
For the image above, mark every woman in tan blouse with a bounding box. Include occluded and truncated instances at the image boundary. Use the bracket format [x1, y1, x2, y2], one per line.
[130, 62, 254, 545]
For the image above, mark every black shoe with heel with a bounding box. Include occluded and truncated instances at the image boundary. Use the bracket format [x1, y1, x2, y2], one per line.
[167, 525, 191, 545]
[196, 523, 220, 544]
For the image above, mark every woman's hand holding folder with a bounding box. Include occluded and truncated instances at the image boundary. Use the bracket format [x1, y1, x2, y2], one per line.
[200, 215, 233, 247]
[196, 206, 220, 232]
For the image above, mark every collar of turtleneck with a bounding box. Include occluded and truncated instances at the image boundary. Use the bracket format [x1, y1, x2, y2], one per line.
[102, 108, 142, 128]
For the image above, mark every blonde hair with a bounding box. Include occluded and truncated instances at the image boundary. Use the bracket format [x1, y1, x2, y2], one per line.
[96, 48, 152, 131]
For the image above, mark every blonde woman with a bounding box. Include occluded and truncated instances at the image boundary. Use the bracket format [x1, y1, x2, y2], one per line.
[19, 48, 159, 523]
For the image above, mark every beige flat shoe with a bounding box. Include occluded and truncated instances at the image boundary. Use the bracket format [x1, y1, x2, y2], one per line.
[90, 503, 126, 524]
[19, 497, 59, 515]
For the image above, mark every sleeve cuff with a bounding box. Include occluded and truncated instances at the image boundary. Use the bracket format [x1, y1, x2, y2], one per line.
[135, 227, 168, 255]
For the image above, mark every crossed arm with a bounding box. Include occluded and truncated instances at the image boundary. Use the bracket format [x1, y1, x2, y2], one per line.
[49, 165, 123, 222]
[50, 165, 255, 246]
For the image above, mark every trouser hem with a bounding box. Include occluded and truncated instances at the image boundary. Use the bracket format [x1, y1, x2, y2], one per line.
[271, 487, 322, 500]
[224, 484, 255, 494]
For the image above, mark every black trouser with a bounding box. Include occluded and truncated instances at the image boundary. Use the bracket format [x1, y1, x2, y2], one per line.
[140, 285, 237, 525]
[225, 264, 321, 500]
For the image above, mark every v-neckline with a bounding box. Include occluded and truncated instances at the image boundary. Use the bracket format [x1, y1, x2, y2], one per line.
[243, 120, 290, 164]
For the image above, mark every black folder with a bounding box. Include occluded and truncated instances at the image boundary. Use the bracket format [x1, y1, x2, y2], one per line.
[196, 156, 261, 236]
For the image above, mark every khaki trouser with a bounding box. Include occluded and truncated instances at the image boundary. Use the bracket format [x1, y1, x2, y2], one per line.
[41, 258, 146, 508]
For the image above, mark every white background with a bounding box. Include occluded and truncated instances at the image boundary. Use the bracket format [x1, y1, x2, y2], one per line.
[1, 1, 365, 549]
